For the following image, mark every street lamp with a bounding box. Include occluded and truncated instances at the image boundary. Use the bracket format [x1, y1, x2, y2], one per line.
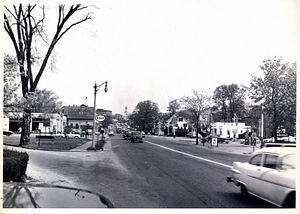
[87, 81, 108, 151]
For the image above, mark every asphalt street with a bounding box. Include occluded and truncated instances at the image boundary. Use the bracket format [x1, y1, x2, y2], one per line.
[3, 134, 275, 208]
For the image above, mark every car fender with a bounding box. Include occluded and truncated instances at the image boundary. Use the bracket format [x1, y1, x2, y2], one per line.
[280, 189, 296, 207]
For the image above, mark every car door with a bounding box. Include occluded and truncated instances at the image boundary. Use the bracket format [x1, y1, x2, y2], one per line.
[242, 154, 264, 194]
[253, 154, 279, 203]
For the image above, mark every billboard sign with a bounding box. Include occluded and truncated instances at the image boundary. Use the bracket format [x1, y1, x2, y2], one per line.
[96, 115, 105, 122]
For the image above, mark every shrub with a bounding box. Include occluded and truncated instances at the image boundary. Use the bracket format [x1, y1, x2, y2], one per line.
[3, 149, 29, 182]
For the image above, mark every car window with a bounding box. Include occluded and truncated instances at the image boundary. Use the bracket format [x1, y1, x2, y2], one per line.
[249, 154, 262, 166]
[263, 154, 278, 169]
[279, 154, 296, 170]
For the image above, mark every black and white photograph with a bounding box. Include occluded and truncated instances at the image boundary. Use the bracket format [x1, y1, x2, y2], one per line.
[1, 0, 298, 212]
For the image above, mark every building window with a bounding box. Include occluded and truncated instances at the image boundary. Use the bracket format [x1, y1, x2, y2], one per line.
[178, 117, 183, 122]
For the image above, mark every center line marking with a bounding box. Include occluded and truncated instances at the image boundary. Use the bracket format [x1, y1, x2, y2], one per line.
[145, 141, 232, 169]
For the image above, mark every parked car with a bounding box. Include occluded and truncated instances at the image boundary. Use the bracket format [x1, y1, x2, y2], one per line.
[86, 129, 93, 135]
[65, 132, 81, 138]
[227, 146, 296, 208]
[123, 130, 131, 140]
[131, 131, 143, 143]
[3, 182, 114, 208]
[3, 130, 13, 136]
[108, 131, 114, 136]
[71, 129, 82, 134]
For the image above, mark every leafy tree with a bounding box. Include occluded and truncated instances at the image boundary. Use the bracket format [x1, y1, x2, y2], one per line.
[167, 99, 180, 116]
[3, 54, 20, 115]
[179, 89, 212, 145]
[250, 57, 296, 141]
[212, 85, 228, 122]
[227, 84, 247, 122]
[4, 4, 92, 146]
[131, 100, 160, 132]
[29, 89, 63, 113]
[212, 84, 247, 123]
[113, 113, 126, 124]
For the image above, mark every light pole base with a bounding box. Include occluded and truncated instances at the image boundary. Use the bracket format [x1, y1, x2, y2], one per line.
[87, 146, 96, 151]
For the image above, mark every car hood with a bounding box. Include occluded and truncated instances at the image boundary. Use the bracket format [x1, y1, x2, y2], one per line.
[2, 182, 114, 208]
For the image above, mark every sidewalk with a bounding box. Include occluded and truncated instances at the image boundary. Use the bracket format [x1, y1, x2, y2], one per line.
[152, 135, 260, 156]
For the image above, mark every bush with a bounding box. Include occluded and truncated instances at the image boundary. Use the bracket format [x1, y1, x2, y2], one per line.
[3, 149, 29, 182]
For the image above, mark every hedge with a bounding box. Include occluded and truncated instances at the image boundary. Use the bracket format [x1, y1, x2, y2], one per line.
[3, 149, 29, 182]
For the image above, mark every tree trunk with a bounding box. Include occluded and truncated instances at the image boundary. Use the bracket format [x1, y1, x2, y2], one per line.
[273, 109, 278, 142]
[195, 120, 199, 145]
[19, 108, 31, 146]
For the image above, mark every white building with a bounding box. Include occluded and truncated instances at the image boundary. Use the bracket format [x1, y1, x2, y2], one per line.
[211, 122, 251, 139]
[31, 113, 67, 134]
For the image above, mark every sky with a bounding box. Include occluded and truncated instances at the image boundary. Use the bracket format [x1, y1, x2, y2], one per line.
[2, 0, 300, 115]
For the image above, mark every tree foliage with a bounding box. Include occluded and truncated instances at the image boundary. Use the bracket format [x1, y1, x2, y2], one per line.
[4, 4, 92, 145]
[212, 84, 247, 123]
[3, 54, 20, 115]
[250, 57, 296, 140]
[167, 99, 180, 116]
[130, 100, 160, 132]
[179, 89, 212, 145]
[26, 89, 63, 113]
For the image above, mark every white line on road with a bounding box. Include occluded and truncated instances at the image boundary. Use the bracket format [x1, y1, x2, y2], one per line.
[145, 141, 232, 169]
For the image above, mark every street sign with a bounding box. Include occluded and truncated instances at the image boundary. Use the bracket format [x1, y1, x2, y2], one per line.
[212, 138, 218, 146]
[96, 115, 105, 122]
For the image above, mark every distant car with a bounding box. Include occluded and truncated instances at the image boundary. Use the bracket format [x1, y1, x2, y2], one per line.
[3, 130, 13, 136]
[131, 131, 143, 143]
[3, 182, 114, 208]
[71, 129, 82, 134]
[65, 132, 81, 139]
[108, 131, 114, 136]
[86, 129, 93, 135]
[227, 146, 296, 208]
[123, 131, 131, 140]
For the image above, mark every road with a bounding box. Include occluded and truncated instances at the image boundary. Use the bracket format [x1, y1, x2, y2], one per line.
[24, 134, 276, 208]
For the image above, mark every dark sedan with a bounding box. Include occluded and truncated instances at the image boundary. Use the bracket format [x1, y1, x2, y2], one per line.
[131, 131, 143, 143]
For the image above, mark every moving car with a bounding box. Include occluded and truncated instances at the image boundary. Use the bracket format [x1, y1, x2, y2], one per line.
[3, 182, 114, 208]
[123, 130, 131, 140]
[227, 146, 296, 208]
[131, 131, 143, 143]
[108, 131, 114, 136]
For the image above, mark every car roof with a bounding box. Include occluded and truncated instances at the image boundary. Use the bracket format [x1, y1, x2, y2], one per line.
[254, 147, 296, 156]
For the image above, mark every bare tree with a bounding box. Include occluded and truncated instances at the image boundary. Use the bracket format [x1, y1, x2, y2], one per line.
[4, 4, 92, 146]
[179, 89, 213, 145]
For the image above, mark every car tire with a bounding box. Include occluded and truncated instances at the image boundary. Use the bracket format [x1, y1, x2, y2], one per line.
[283, 192, 295, 208]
